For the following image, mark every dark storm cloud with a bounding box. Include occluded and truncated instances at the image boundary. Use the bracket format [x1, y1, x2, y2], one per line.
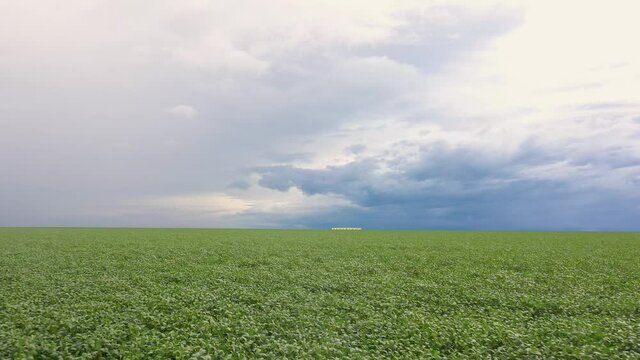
[313, 186, 640, 231]
[257, 140, 559, 203]
[254, 140, 640, 230]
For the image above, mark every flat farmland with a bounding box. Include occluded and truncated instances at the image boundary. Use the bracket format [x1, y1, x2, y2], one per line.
[1, 228, 639, 358]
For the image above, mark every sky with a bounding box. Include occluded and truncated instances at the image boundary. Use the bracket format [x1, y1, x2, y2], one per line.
[1, 0, 640, 230]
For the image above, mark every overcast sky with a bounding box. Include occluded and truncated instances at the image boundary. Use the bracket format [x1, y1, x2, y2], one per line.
[1, 0, 640, 230]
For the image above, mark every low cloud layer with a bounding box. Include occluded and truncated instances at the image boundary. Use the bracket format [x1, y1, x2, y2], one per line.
[1, 0, 639, 230]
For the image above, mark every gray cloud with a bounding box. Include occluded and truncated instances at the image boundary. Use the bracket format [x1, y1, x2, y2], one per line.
[254, 138, 640, 230]
[226, 181, 251, 190]
[344, 144, 367, 155]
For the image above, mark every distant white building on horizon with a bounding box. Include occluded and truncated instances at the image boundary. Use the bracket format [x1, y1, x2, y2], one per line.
[331, 227, 362, 231]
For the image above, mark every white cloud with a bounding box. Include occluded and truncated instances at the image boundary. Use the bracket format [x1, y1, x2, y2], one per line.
[168, 105, 199, 119]
[111, 184, 357, 228]
[133, 193, 251, 217]
[283, 0, 640, 171]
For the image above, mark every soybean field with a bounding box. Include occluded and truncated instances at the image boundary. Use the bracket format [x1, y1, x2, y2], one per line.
[1, 228, 639, 358]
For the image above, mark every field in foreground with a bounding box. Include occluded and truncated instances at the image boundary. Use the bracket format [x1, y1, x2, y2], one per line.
[1, 228, 639, 358]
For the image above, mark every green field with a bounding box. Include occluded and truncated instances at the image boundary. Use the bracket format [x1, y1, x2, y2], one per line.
[1, 228, 639, 358]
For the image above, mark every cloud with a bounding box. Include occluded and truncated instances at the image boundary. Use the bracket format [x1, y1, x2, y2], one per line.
[344, 144, 367, 155]
[1, 0, 639, 230]
[253, 139, 640, 230]
[135, 193, 251, 216]
[168, 105, 199, 119]
[226, 180, 250, 190]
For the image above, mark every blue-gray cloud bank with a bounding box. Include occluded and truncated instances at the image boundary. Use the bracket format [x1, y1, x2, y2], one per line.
[255, 147, 640, 231]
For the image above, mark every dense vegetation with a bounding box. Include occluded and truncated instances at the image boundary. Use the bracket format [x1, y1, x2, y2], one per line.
[1, 228, 639, 358]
